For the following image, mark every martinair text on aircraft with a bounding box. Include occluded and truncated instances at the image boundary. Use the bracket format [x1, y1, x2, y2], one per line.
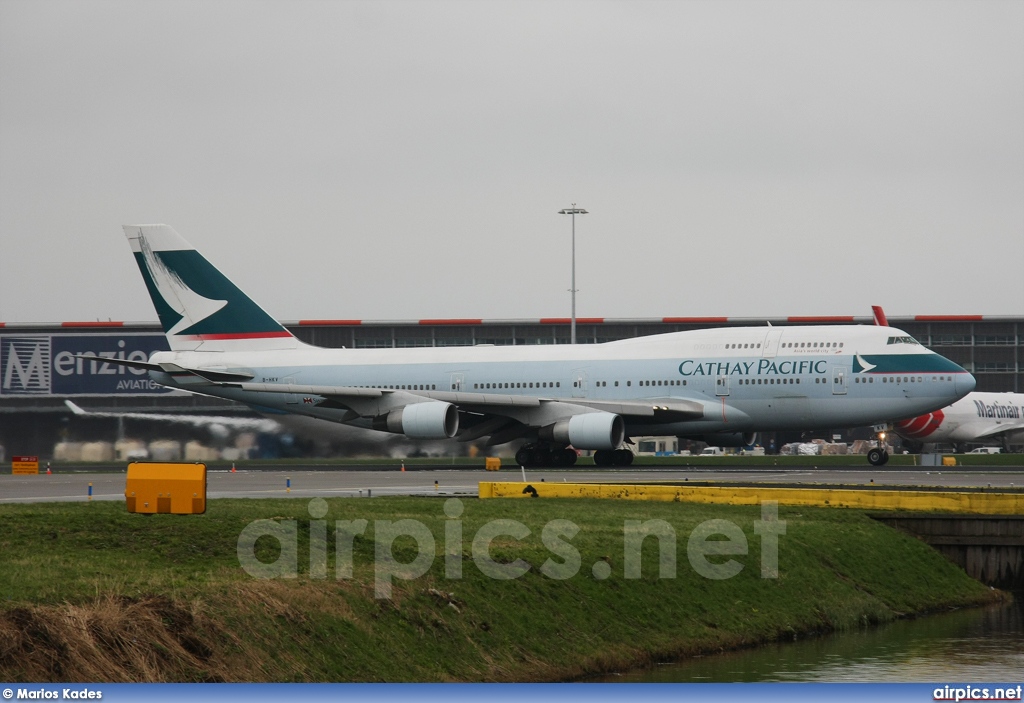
[974, 399, 1023, 419]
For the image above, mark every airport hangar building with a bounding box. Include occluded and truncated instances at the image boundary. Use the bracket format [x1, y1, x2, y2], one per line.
[1, 314, 1021, 455]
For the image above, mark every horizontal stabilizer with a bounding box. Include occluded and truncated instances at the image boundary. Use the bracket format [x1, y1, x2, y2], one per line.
[74, 355, 254, 382]
[73, 354, 163, 373]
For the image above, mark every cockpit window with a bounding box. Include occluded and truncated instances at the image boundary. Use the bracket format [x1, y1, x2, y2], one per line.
[886, 336, 920, 345]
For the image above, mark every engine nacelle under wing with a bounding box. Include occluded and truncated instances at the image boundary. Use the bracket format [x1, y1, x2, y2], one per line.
[540, 412, 624, 450]
[373, 401, 459, 439]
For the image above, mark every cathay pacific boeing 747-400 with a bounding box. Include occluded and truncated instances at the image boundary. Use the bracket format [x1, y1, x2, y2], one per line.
[88, 225, 976, 467]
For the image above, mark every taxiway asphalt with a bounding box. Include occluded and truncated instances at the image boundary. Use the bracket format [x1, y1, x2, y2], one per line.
[2, 465, 1023, 504]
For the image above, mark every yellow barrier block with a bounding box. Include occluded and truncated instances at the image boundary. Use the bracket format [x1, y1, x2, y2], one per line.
[478, 482, 1024, 516]
[126, 462, 207, 515]
[485, 457, 501, 471]
[942, 456, 958, 467]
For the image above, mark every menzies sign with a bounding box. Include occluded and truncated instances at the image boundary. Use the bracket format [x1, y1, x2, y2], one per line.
[0, 334, 171, 396]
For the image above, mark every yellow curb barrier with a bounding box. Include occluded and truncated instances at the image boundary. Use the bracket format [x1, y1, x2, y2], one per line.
[478, 481, 1024, 515]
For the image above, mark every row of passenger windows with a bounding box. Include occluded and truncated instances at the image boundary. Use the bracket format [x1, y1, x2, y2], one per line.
[725, 341, 847, 349]
[853, 375, 954, 384]
[726, 341, 845, 350]
[781, 341, 843, 349]
[374, 373, 954, 392]
[737, 378, 804, 385]
[474, 381, 561, 390]
[472, 380, 696, 390]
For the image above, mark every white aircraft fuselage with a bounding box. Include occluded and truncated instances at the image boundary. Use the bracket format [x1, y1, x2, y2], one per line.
[149, 325, 974, 438]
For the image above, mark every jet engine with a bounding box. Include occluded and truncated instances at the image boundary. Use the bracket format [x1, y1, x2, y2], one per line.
[540, 412, 624, 450]
[372, 402, 459, 439]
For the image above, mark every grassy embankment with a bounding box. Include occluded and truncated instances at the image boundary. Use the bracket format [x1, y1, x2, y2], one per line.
[0, 497, 1004, 682]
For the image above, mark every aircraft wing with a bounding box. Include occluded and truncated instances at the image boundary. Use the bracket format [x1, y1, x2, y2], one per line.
[71, 359, 707, 425]
[228, 381, 704, 421]
[970, 421, 1024, 440]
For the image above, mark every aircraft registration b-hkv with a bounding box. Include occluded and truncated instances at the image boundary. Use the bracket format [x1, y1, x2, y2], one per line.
[88, 225, 976, 467]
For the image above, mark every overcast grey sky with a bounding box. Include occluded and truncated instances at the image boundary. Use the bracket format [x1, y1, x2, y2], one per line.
[1, 0, 1021, 325]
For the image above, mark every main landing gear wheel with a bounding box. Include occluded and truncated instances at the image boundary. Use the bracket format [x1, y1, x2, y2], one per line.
[515, 446, 533, 466]
[515, 443, 578, 468]
[867, 447, 890, 466]
[593, 449, 635, 467]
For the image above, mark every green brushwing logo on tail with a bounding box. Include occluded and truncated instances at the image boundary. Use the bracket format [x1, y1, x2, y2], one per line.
[134, 246, 290, 340]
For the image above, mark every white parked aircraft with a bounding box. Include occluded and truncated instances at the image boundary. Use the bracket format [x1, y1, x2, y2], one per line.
[63, 399, 281, 439]
[895, 392, 1024, 453]
[84, 225, 975, 467]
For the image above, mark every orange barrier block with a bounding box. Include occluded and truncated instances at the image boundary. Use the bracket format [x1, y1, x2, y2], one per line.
[125, 462, 207, 515]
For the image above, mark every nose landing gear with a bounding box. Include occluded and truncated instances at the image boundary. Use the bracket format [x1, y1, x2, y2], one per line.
[868, 426, 890, 466]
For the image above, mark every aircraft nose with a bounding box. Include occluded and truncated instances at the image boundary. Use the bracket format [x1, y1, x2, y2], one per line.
[955, 371, 976, 397]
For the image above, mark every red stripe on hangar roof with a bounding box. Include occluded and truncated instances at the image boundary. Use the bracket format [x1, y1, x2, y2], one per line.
[539, 317, 605, 325]
[787, 316, 855, 323]
[62, 321, 125, 328]
[914, 315, 984, 321]
[188, 331, 295, 340]
[297, 319, 363, 326]
[419, 319, 483, 326]
[662, 317, 729, 324]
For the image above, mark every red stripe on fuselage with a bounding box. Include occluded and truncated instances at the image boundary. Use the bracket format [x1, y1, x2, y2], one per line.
[896, 409, 945, 438]
[897, 414, 933, 436]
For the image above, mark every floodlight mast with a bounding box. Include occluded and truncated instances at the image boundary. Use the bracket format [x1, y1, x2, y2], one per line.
[557, 204, 588, 344]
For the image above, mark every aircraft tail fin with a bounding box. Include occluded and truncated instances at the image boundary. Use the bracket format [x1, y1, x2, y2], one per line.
[871, 305, 888, 327]
[124, 225, 299, 351]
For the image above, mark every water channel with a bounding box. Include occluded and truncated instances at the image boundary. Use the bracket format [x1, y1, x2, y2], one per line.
[597, 597, 1023, 682]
